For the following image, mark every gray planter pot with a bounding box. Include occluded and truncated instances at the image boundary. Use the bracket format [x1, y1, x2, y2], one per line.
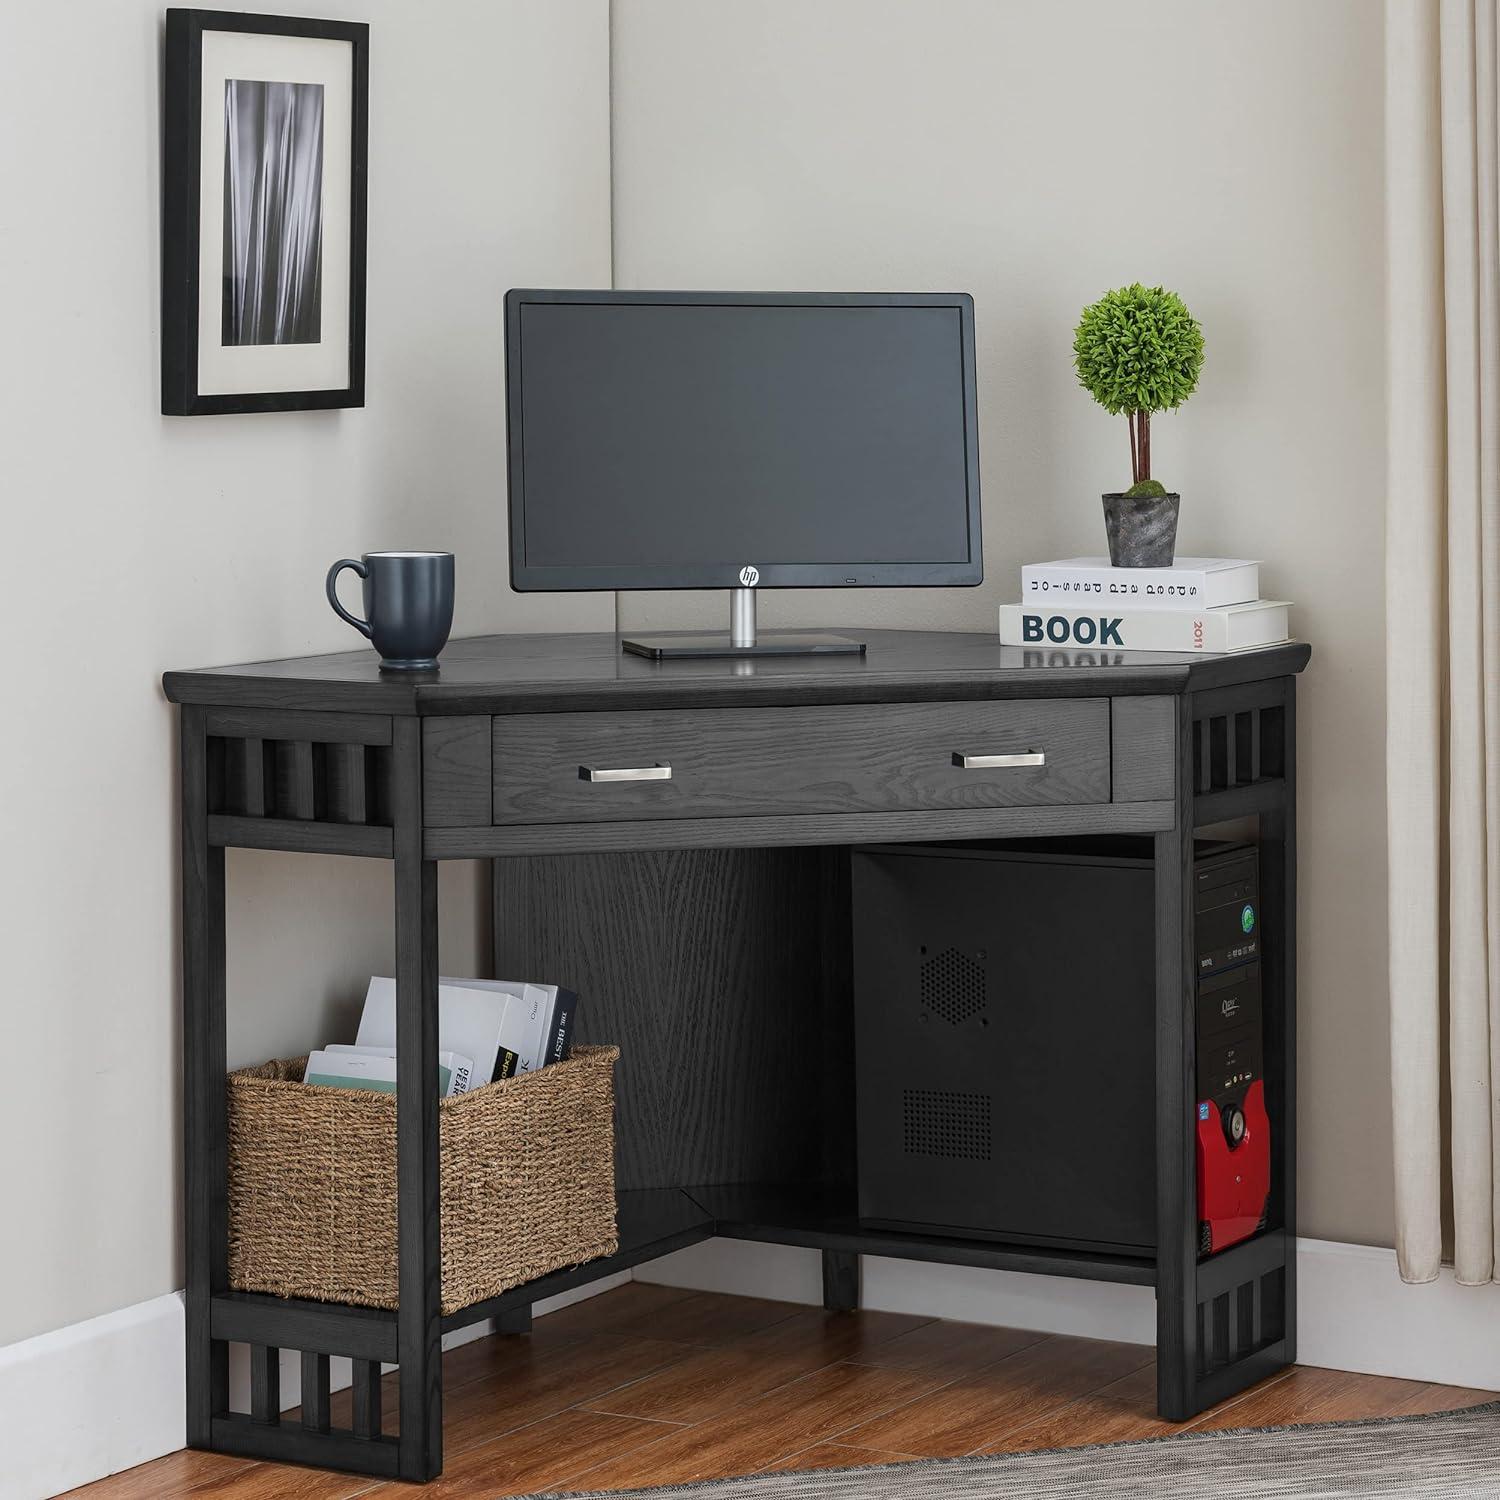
[1102, 492, 1180, 568]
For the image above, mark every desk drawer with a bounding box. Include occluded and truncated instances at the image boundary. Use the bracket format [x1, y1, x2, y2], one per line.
[491, 700, 1109, 825]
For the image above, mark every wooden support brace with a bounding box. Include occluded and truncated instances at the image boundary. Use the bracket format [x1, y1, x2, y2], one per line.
[351, 1359, 383, 1440]
[300, 1352, 331, 1434]
[249, 1345, 280, 1425]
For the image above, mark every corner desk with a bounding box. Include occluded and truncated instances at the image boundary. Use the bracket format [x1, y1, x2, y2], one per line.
[163, 628, 1310, 1480]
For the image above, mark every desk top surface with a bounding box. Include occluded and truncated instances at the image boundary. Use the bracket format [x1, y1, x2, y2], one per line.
[163, 629, 1311, 715]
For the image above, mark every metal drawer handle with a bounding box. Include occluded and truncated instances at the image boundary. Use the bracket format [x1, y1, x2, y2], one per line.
[579, 762, 672, 783]
[952, 750, 1046, 769]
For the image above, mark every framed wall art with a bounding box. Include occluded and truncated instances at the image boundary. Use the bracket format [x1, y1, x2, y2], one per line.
[162, 10, 368, 415]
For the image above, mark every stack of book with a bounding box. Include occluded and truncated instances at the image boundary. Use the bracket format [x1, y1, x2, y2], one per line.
[305, 976, 577, 1095]
[999, 557, 1291, 653]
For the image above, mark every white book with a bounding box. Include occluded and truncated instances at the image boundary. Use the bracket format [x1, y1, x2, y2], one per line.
[357, 976, 522, 1087]
[427, 977, 554, 1074]
[1021, 557, 1259, 610]
[305, 1047, 474, 1097]
[324, 1043, 475, 1095]
[999, 600, 1291, 654]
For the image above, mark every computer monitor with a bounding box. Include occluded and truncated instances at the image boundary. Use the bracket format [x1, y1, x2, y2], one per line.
[504, 289, 982, 658]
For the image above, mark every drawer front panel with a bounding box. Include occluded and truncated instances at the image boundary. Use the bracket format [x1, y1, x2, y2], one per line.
[492, 700, 1110, 825]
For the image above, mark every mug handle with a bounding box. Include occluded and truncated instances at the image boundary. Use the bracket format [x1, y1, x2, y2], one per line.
[326, 558, 373, 639]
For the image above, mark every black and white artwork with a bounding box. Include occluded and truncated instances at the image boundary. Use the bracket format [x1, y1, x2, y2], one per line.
[222, 79, 325, 347]
[163, 12, 367, 415]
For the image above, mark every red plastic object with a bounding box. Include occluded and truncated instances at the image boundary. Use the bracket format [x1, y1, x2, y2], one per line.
[1196, 1079, 1270, 1255]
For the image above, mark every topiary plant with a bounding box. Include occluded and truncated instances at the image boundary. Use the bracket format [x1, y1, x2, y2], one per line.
[1073, 284, 1204, 498]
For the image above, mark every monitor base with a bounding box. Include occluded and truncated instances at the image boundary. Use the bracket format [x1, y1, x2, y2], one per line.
[622, 633, 867, 660]
[621, 588, 866, 659]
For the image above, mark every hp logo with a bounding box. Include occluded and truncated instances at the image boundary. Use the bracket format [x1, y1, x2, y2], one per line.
[738, 565, 760, 587]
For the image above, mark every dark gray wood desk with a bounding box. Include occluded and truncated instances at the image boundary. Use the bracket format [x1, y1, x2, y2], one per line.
[164, 628, 1310, 1480]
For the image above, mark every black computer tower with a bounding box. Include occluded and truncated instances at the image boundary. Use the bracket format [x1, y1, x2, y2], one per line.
[852, 838, 1261, 1256]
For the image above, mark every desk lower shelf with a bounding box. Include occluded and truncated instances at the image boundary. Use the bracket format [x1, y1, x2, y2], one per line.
[210, 1183, 1293, 1362]
[208, 1182, 1166, 1361]
[685, 1183, 1158, 1287]
[444, 1186, 716, 1332]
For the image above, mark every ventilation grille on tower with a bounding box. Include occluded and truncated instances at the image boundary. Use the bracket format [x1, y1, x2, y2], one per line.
[920, 947, 986, 1025]
[902, 1089, 992, 1161]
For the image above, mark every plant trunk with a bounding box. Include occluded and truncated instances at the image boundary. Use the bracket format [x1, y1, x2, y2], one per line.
[1127, 409, 1152, 487]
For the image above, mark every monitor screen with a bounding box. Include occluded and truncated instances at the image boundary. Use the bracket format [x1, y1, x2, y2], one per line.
[505, 291, 981, 592]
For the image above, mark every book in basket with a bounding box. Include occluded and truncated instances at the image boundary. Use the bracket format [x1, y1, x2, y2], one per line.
[356, 975, 576, 1087]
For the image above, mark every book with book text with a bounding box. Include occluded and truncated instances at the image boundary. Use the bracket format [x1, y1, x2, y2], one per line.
[999, 599, 1290, 654]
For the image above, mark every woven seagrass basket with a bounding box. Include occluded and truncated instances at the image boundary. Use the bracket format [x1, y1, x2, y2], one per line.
[226, 1045, 619, 1314]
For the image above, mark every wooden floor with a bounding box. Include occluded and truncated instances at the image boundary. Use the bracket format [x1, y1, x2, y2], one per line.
[69, 1283, 1495, 1499]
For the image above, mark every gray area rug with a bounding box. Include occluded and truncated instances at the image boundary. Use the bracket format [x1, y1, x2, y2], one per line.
[546, 1402, 1500, 1499]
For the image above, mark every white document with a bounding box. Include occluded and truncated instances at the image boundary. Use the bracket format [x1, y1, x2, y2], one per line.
[357, 976, 523, 1087]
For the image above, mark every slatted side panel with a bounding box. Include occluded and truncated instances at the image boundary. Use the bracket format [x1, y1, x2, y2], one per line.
[211, 738, 393, 824]
[202, 710, 396, 854]
[1192, 690, 1285, 796]
[228, 1343, 396, 1445]
[1196, 1264, 1286, 1377]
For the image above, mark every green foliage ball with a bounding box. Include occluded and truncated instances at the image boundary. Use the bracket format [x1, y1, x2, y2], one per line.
[1073, 284, 1204, 416]
[1123, 479, 1170, 499]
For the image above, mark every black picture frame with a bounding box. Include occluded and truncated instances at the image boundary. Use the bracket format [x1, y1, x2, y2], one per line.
[162, 9, 368, 415]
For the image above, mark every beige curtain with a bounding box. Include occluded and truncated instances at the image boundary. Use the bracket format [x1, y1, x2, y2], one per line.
[1387, 0, 1500, 1285]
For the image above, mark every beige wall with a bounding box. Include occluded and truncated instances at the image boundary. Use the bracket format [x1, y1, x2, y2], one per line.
[0, 0, 611, 1346]
[611, 0, 1390, 1245]
[2, 0, 1391, 1352]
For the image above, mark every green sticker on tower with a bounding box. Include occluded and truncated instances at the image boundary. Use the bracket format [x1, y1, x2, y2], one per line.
[1241, 904, 1256, 934]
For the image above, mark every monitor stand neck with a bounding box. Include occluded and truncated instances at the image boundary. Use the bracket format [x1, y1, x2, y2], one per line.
[620, 589, 866, 661]
[730, 587, 758, 648]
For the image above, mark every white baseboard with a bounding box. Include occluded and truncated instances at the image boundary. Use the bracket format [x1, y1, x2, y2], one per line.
[1295, 1237, 1500, 1389]
[0, 1272, 630, 1500]
[0, 1292, 187, 1500]
[637, 1236, 1500, 1391]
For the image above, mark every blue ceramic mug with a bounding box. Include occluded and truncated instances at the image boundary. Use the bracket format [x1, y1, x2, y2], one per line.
[326, 551, 454, 670]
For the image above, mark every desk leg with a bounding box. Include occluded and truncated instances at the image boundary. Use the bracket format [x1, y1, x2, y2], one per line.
[496, 1304, 534, 1334]
[1155, 696, 1198, 1420]
[1156, 681, 1299, 1420]
[181, 705, 229, 1445]
[392, 718, 443, 1481]
[1262, 680, 1298, 1366]
[822, 1250, 861, 1312]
